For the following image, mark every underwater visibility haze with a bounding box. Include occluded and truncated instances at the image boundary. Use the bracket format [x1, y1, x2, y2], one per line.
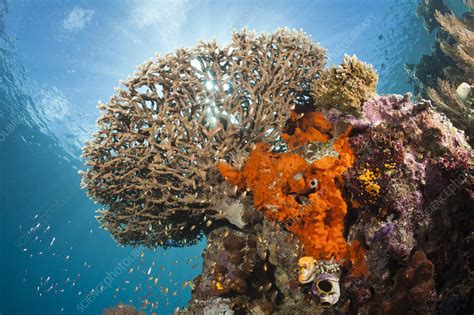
[1, 0, 473, 314]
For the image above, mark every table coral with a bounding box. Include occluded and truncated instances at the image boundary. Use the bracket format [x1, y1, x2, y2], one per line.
[81, 28, 326, 248]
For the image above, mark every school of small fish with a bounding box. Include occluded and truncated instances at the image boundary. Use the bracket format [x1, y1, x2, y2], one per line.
[19, 212, 203, 313]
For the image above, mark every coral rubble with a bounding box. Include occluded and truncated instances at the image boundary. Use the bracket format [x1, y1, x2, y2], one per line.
[85, 27, 473, 314]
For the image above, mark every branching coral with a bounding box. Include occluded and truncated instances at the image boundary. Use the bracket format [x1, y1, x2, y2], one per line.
[408, 0, 473, 142]
[81, 28, 326, 247]
[311, 55, 378, 116]
[416, 0, 449, 32]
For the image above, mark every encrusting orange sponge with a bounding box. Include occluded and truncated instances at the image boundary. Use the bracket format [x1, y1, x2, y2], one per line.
[218, 112, 366, 274]
[281, 112, 333, 149]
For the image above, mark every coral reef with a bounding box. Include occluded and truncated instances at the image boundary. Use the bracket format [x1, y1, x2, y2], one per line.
[407, 0, 473, 143]
[84, 26, 473, 314]
[187, 94, 472, 314]
[81, 29, 325, 247]
[342, 94, 473, 313]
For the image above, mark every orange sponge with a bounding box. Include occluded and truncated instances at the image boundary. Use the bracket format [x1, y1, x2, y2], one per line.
[282, 112, 333, 149]
[218, 112, 360, 266]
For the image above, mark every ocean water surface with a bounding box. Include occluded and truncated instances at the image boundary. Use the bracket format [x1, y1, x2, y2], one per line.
[0, 0, 439, 314]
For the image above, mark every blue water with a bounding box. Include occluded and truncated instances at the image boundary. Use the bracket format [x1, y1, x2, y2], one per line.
[0, 0, 439, 314]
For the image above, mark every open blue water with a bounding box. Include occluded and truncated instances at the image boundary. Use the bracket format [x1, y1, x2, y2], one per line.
[0, 0, 451, 314]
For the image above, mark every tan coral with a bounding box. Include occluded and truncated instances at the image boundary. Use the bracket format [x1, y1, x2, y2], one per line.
[81, 29, 326, 247]
[424, 11, 474, 138]
[311, 54, 378, 117]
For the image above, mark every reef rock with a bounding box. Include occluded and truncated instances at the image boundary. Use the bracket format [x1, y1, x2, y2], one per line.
[184, 94, 472, 314]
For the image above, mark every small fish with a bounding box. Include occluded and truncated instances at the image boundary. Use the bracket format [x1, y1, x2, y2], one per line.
[49, 237, 56, 247]
[147, 266, 152, 275]
[33, 214, 38, 220]
[129, 268, 134, 274]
